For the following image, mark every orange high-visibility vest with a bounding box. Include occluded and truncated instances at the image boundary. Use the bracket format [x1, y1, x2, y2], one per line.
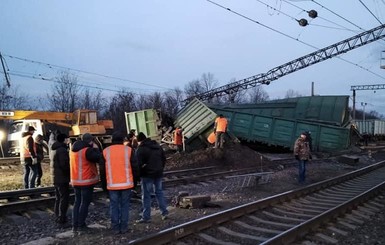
[215, 117, 228, 132]
[70, 148, 99, 186]
[174, 128, 183, 146]
[103, 145, 134, 190]
[23, 135, 36, 158]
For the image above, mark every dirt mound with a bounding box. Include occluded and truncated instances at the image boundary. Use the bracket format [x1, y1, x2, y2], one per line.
[165, 143, 262, 170]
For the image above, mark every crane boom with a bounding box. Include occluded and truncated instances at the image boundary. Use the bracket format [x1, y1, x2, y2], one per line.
[0, 110, 71, 121]
[189, 23, 385, 101]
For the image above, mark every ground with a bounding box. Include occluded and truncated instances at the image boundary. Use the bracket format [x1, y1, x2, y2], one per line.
[0, 142, 384, 245]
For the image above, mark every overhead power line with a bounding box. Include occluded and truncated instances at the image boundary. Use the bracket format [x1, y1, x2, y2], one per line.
[358, 0, 383, 25]
[189, 2, 385, 101]
[3, 54, 172, 91]
[282, 0, 358, 33]
[0, 70, 151, 96]
[311, 0, 364, 31]
[204, 0, 385, 80]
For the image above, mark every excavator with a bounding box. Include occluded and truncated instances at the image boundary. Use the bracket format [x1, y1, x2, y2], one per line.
[0, 109, 113, 156]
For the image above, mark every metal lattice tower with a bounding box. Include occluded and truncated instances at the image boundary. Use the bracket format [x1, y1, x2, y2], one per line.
[187, 23, 385, 102]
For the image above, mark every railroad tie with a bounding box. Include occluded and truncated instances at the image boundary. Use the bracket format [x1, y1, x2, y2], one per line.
[198, 233, 238, 245]
[326, 226, 348, 236]
[314, 233, 339, 244]
[217, 226, 267, 242]
[336, 219, 357, 230]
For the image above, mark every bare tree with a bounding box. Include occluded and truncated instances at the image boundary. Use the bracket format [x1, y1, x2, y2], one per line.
[105, 90, 137, 134]
[0, 84, 30, 110]
[285, 89, 302, 98]
[47, 72, 81, 112]
[184, 79, 204, 98]
[162, 87, 184, 119]
[79, 89, 106, 117]
[247, 85, 270, 103]
[147, 92, 163, 110]
[200, 72, 218, 91]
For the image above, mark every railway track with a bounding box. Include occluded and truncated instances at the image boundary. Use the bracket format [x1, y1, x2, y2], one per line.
[128, 160, 385, 245]
[0, 166, 259, 216]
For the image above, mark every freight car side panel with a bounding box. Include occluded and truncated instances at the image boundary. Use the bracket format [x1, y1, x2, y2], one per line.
[174, 98, 217, 141]
[213, 108, 349, 151]
[355, 119, 385, 135]
[208, 95, 350, 126]
[124, 109, 162, 142]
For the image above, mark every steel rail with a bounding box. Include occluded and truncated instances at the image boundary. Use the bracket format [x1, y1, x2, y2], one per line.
[0, 166, 260, 215]
[128, 160, 385, 245]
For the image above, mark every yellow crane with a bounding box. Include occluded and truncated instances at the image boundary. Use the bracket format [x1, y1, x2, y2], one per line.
[0, 109, 113, 156]
[0, 109, 113, 136]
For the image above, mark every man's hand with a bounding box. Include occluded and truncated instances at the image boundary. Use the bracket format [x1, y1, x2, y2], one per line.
[32, 158, 38, 165]
[295, 155, 299, 160]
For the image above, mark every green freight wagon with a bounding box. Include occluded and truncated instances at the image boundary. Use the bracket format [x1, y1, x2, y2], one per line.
[174, 98, 218, 151]
[210, 108, 350, 152]
[207, 95, 350, 127]
[124, 109, 162, 142]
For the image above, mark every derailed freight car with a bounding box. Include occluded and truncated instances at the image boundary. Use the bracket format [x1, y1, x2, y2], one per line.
[207, 95, 350, 127]
[208, 108, 350, 152]
[124, 97, 351, 152]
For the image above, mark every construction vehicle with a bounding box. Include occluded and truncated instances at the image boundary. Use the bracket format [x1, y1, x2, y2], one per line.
[0, 109, 113, 156]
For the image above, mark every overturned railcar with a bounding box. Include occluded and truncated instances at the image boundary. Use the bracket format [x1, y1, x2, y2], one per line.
[207, 95, 350, 127]
[174, 96, 351, 152]
[207, 108, 350, 151]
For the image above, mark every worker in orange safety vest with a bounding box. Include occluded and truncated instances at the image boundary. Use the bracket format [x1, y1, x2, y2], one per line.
[173, 126, 183, 152]
[103, 132, 137, 234]
[70, 133, 102, 233]
[214, 114, 228, 148]
[21, 126, 38, 189]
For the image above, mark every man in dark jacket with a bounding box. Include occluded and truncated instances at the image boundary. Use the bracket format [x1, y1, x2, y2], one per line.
[21, 126, 38, 189]
[35, 134, 48, 187]
[135, 132, 168, 223]
[294, 132, 312, 184]
[51, 133, 70, 226]
[70, 133, 102, 233]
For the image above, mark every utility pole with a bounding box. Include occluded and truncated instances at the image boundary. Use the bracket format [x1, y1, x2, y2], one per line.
[351, 84, 385, 121]
[0, 52, 11, 87]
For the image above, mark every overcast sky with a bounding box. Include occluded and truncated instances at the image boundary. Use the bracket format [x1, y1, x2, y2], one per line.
[1, 1, 385, 114]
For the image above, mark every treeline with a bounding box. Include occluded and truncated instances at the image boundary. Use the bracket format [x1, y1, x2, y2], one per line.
[0, 71, 383, 132]
[0, 72, 272, 131]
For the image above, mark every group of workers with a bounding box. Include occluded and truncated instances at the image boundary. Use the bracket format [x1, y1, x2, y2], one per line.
[19, 114, 231, 234]
[21, 126, 48, 189]
[21, 127, 168, 235]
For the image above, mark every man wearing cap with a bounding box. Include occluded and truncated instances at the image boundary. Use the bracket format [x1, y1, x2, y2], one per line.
[70, 133, 102, 233]
[21, 126, 38, 188]
[294, 132, 312, 184]
[135, 132, 168, 223]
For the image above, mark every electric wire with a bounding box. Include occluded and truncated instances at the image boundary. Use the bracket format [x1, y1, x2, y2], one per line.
[0, 70, 154, 96]
[282, 0, 358, 33]
[3, 54, 172, 91]
[311, 0, 364, 31]
[255, 0, 299, 23]
[205, 0, 385, 81]
[358, 0, 383, 24]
